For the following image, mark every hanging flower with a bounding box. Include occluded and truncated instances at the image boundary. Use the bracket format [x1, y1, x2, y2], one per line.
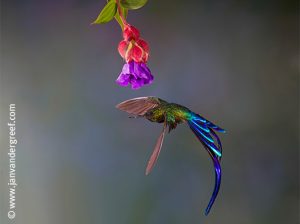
[116, 61, 153, 89]
[92, 0, 153, 89]
[116, 24, 152, 89]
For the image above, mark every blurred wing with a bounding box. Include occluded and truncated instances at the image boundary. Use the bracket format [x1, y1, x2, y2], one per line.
[116, 96, 163, 116]
[145, 122, 167, 175]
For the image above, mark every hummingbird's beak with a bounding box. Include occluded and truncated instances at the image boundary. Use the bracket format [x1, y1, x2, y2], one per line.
[128, 115, 142, 119]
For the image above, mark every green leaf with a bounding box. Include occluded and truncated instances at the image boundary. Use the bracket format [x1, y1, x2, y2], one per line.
[114, 6, 128, 30]
[92, 0, 117, 24]
[120, 0, 148, 10]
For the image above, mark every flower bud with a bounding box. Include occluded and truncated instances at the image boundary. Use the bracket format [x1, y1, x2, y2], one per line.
[123, 25, 140, 41]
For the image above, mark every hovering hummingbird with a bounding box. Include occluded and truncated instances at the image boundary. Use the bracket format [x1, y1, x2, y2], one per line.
[116, 96, 225, 215]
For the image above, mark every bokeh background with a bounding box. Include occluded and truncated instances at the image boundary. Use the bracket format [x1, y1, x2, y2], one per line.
[0, 0, 299, 223]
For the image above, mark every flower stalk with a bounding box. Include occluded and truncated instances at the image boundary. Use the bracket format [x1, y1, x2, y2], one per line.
[116, 0, 128, 29]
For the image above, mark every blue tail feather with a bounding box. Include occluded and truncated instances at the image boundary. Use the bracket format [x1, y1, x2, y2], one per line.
[190, 120, 214, 143]
[188, 114, 225, 215]
[204, 147, 221, 216]
[188, 121, 221, 157]
[193, 113, 226, 133]
[191, 119, 210, 133]
[209, 128, 223, 159]
[193, 115, 207, 123]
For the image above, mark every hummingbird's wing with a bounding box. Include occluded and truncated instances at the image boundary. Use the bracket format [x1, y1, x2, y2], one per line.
[116, 96, 165, 116]
[145, 122, 167, 175]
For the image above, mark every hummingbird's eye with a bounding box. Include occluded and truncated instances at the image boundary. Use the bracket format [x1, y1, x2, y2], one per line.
[146, 111, 153, 117]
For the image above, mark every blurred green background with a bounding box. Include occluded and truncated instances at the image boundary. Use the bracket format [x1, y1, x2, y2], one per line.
[0, 0, 299, 223]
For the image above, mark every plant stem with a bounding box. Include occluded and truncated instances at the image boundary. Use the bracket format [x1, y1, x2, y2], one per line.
[116, 0, 128, 27]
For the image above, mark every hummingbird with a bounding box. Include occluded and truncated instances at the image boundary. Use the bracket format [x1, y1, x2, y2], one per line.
[116, 96, 225, 215]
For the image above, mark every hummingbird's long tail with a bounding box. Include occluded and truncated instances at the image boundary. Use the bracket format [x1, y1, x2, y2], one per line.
[188, 114, 224, 158]
[203, 148, 221, 216]
[187, 113, 225, 215]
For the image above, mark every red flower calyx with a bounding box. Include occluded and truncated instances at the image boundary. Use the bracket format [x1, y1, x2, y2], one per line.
[123, 25, 140, 41]
[118, 24, 149, 63]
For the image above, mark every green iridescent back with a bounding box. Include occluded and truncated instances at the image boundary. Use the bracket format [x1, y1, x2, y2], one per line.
[145, 103, 192, 130]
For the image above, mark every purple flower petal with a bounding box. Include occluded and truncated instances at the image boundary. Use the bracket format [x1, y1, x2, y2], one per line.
[116, 61, 154, 89]
[116, 72, 129, 86]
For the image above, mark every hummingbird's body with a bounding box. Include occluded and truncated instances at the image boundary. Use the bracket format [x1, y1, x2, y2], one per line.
[145, 102, 192, 130]
[116, 96, 225, 215]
